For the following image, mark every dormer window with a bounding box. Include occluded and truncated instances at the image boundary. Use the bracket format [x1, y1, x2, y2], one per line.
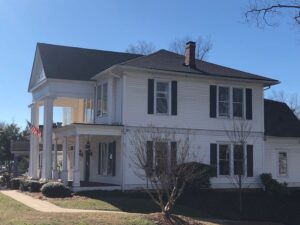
[97, 82, 108, 117]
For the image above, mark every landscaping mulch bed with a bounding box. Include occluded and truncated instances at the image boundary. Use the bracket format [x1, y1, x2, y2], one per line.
[147, 213, 207, 225]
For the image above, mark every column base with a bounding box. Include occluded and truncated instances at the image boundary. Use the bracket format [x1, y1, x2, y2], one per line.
[52, 169, 58, 180]
[73, 170, 80, 187]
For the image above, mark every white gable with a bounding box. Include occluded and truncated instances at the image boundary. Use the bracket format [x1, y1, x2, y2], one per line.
[28, 48, 46, 92]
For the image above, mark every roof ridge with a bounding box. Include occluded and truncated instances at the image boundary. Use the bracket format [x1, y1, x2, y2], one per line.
[37, 42, 142, 57]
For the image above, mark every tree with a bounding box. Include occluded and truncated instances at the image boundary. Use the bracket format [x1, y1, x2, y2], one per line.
[270, 90, 300, 119]
[169, 36, 213, 60]
[225, 119, 253, 215]
[0, 123, 24, 164]
[125, 40, 156, 55]
[129, 127, 207, 218]
[245, 0, 300, 28]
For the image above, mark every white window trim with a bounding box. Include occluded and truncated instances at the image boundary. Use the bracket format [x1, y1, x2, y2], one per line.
[277, 150, 288, 177]
[216, 86, 246, 119]
[154, 80, 171, 115]
[96, 82, 108, 118]
[216, 143, 248, 177]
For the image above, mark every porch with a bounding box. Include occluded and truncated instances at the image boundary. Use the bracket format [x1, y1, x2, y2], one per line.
[53, 123, 123, 189]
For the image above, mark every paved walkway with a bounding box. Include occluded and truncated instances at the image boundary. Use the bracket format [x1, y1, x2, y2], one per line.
[0, 190, 125, 213]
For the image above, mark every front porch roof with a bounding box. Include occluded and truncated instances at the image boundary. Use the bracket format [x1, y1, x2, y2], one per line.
[54, 123, 123, 138]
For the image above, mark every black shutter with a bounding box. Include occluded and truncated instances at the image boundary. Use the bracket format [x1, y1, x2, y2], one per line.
[170, 142, 177, 169]
[210, 85, 217, 118]
[98, 143, 102, 175]
[246, 88, 253, 120]
[112, 141, 116, 176]
[247, 145, 253, 177]
[148, 79, 154, 114]
[171, 81, 177, 115]
[146, 141, 154, 177]
[210, 143, 217, 177]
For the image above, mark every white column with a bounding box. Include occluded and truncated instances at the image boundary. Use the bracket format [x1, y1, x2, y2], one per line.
[41, 97, 53, 180]
[73, 135, 80, 187]
[61, 136, 68, 185]
[29, 103, 39, 179]
[52, 138, 58, 180]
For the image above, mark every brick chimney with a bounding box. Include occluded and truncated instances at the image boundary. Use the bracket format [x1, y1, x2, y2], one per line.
[184, 41, 196, 67]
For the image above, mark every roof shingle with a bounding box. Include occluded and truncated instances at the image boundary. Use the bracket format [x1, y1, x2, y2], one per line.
[264, 99, 300, 137]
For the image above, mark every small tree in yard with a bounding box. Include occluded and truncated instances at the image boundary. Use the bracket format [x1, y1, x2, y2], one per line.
[129, 127, 207, 218]
[225, 119, 253, 215]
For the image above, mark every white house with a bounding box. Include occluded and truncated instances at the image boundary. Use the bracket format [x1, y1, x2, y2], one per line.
[27, 42, 300, 191]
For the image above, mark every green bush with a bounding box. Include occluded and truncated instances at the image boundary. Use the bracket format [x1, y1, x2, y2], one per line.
[19, 179, 29, 192]
[28, 180, 42, 192]
[176, 162, 212, 193]
[10, 177, 24, 190]
[260, 173, 289, 196]
[41, 182, 71, 198]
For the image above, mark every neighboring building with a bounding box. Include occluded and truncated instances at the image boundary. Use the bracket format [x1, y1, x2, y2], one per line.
[10, 140, 30, 172]
[27, 42, 300, 191]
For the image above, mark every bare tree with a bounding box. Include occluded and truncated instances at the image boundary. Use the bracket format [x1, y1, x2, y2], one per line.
[125, 40, 156, 55]
[169, 36, 213, 60]
[245, 0, 300, 28]
[225, 119, 253, 214]
[128, 127, 207, 218]
[270, 90, 300, 118]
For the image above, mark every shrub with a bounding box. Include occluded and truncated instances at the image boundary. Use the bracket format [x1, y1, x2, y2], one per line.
[10, 177, 24, 190]
[19, 179, 29, 192]
[28, 180, 43, 192]
[176, 162, 212, 193]
[41, 182, 71, 198]
[260, 173, 273, 190]
[260, 173, 289, 196]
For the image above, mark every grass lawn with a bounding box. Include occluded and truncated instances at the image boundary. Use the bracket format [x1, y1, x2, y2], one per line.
[0, 192, 154, 225]
[48, 190, 211, 219]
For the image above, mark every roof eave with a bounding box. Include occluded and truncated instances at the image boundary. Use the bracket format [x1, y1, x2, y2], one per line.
[119, 65, 280, 86]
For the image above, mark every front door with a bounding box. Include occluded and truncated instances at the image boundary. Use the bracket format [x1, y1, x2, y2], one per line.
[85, 151, 90, 181]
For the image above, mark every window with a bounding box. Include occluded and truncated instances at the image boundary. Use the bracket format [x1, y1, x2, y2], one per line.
[146, 141, 177, 176]
[84, 99, 94, 123]
[98, 142, 115, 176]
[234, 145, 244, 175]
[278, 152, 287, 176]
[233, 88, 244, 118]
[156, 81, 170, 114]
[155, 142, 169, 174]
[218, 87, 230, 117]
[97, 82, 108, 117]
[219, 144, 230, 175]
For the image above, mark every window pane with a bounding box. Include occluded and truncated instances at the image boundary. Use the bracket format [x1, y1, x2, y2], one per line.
[102, 83, 108, 115]
[219, 145, 230, 175]
[155, 142, 168, 175]
[218, 87, 229, 117]
[234, 145, 244, 175]
[219, 87, 229, 101]
[233, 88, 243, 118]
[157, 82, 169, 92]
[97, 85, 102, 116]
[156, 82, 169, 114]
[279, 152, 287, 175]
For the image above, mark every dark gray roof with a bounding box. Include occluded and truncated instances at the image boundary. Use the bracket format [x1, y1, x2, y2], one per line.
[121, 50, 279, 84]
[264, 99, 300, 137]
[37, 43, 142, 81]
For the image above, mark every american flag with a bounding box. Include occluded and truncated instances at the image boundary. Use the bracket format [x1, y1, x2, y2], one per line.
[27, 120, 41, 137]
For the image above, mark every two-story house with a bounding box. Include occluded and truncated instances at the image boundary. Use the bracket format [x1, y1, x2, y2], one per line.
[27, 42, 300, 191]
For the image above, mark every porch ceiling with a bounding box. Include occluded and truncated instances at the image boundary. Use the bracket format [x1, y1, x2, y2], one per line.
[54, 123, 123, 138]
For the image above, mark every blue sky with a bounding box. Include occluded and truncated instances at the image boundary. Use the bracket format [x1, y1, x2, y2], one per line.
[0, 0, 299, 129]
